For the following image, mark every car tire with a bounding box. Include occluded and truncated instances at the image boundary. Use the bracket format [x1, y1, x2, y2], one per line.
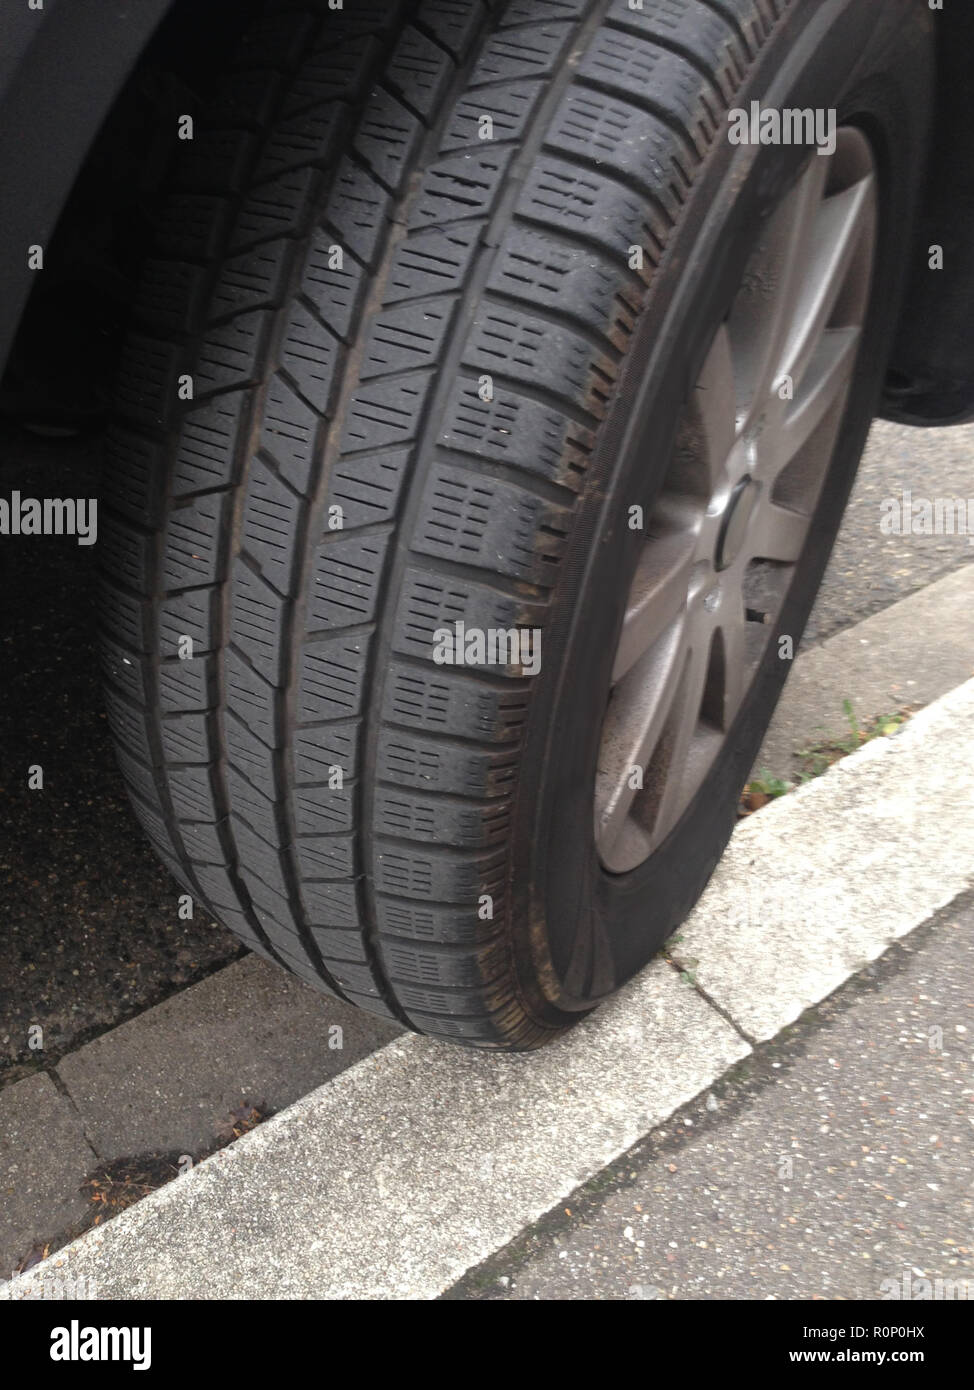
[100, 0, 934, 1048]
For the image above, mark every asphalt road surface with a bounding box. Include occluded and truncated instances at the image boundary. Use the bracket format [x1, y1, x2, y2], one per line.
[1, 417, 973, 1080]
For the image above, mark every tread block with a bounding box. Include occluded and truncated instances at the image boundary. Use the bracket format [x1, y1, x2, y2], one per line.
[384, 225, 480, 303]
[391, 565, 543, 666]
[158, 655, 211, 713]
[297, 637, 368, 721]
[176, 129, 255, 196]
[469, 21, 573, 85]
[278, 300, 341, 411]
[99, 516, 152, 593]
[225, 649, 276, 733]
[229, 564, 285, 680]
[232, 167, 317, 250]
[195, 311, 270, 395]
[417, 0, 486, 60]
[102, 429, 161, 523]
[606, 1, 746, 102]
[375, 787, 510, 847]
[295, 781, 356, 836]
[382, 661, 529, 742]
[441, 78, 544, 151]
[158, 587, 217, 656]
[374, 844, 505, 901]
[327, 447, 411, 526]
[309, 927, 370, 965]
[283, 35, 379, 115]
[518, 155, 661, 273]
[381, 937, 508, 989]
[172, 394, 247, 495]
[578, 28, 720, 156]
[548, 87, 692, 218]
[157, 194, 232, 262]
[324, 157, 391, 264]
[161, 712, 211, 765]
[99, 582, 145, 653]
[464, 303, 617, 417]
[412, 149, 513, 226]
[253, 102, 344, 182]
[302, 227, 368, 339]
[376, 896, 498, 944]
[162, 495, 227, 588]
[386, 26, 456, 119]
[353, 85, 425, 192]
[361, 297, 455, 378]
[179, 819, 226, 866]
[135, 259, 209, 335]
[412, 462, 571, 585]
[308, 531, 389, 630]
[293, 723, 360, 781]
[377, 729, 518, 797]
[230, 10, 318, 72]
[440, 375, 594, 489]
[211, 241, 291, 318]
[115, 335, 183, 427]
[168, 764, 219, 823]
[226, 710, 277, 788]
[241, 457, 303, 590]
[340, 372, 432, 451]
[104, 687, 152, 764]
[100, 636, 144, 705]
[301, 880, 361, 929]
[295, 834, 356, 880]
[487, 223, 640, 352]
[259, 376, 321, 497]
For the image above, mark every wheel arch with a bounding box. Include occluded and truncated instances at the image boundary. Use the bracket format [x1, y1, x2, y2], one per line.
[880, 3, 974, 427]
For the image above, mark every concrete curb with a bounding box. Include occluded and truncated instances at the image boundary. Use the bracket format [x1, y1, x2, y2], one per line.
[754, 562, 974, 779]
[5, 676, 972, 1300]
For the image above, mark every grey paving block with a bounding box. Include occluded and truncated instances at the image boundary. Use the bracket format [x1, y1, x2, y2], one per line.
[56, 954, 400, 1161]
[0, 1073, 95, 1276]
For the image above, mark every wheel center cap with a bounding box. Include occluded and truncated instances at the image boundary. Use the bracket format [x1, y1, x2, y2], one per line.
[716, 475, 757, 571]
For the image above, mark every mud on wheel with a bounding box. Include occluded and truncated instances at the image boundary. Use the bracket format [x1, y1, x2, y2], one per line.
[100, 0, 934, 1048]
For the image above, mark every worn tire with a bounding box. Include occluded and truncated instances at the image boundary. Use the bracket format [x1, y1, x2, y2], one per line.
[100, 0, 933, 1047]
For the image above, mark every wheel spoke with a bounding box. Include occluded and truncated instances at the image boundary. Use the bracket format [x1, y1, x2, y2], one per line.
[734, 155, 830, 435]
[653, 631, 714, 844]
[781, 175, 876, 392]
[716, 602, 750, 732]
[747, 498, 810, 564]
[781, 325, 860, 460]
[611, 533, 695, 685]
[595, 618, 685, 865]
[693, 322, 738, 487]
